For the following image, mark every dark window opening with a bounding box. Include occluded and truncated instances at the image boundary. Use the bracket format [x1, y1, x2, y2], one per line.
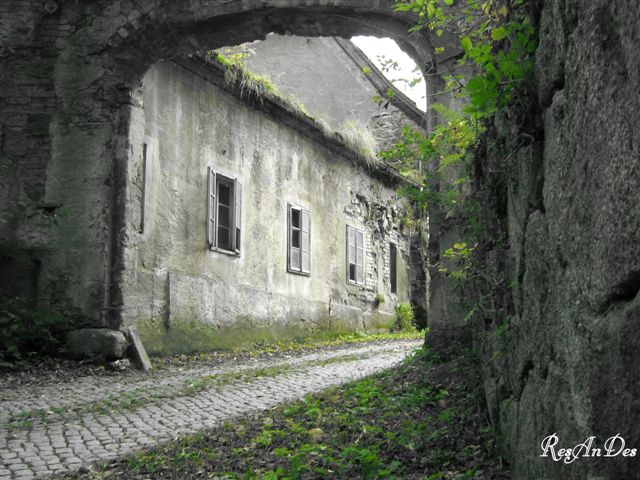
[216, 179, 233, 251]
[390, 243, 397, 294]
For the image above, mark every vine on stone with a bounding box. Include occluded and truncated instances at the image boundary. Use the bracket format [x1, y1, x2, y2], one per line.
[388, 0, 537, 285]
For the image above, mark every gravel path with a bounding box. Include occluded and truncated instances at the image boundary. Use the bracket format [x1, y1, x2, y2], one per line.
[0, 339, 422, 479]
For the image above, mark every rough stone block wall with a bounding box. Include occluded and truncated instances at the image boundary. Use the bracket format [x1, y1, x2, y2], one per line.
[368, 107, 424, 153]
[0, 1, 60, 304]
[471, 1, 640, 478]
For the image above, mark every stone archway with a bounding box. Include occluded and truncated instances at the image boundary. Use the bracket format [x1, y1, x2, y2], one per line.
[1, 0, 460, 331]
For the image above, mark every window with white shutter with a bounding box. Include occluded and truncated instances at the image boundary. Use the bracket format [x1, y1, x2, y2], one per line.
[207, 167, 216, 247]
[288, 204, 311, 275]
[347, 225, 365, 285]
[206, 167, 241, 256]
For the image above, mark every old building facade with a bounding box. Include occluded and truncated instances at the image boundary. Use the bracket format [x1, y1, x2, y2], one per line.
[110, 53, 426, 354]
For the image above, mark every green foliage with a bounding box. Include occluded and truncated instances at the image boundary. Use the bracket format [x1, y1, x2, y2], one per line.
[440, 241, 477, 281]
[0, 297, 68, 366]
[374, 292, 385, 308]
[388, 0, 537, 181]
[385, 0, 537, 302]
[394, 302, 416, 332]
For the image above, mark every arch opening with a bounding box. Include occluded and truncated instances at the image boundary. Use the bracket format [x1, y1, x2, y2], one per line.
[34, 1, 460, 344]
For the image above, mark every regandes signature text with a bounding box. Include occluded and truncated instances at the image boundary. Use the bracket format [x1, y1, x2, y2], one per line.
[540, 434, 636, 463]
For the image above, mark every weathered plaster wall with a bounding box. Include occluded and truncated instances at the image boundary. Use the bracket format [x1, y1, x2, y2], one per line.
[241, 35, 426, 149]
[243, 35, 381, 129]
[122, 60, 418, 354]
[469, 1, 640, 478]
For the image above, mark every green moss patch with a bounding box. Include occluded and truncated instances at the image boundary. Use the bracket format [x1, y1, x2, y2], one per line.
[137, 316, 423, 358]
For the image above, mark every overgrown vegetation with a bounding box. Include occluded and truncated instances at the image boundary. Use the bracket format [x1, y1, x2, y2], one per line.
[3, 351, 381, 433]
[394, 302, 417, 332]
[201, 49, 381, 168]
[146, 327, 423, 363]
[386, 0, 538, 318]
[0, 297, 71, 368]
[61, 340, 509, 480]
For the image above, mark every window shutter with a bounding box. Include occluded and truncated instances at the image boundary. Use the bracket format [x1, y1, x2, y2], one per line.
[356, 229, 364, 285]
[207, 167, 216, 248]
[348, 225, 356, 265]
[301, 209, 311, 274]
[347, 225, 356, 283]
[234, 178, 242, 254]
[289, 205, 301, 271]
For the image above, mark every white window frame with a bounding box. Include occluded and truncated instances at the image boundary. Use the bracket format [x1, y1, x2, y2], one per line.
[287, 203, 311, 275]
[207, 167, 241, 256]
[346, 224, 365, 286]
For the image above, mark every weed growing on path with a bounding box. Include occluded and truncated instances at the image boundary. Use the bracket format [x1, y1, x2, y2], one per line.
[60, 340, 508, 479]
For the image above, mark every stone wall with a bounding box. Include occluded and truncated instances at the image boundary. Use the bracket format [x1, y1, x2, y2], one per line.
[469, 1, 640, 478]
[122, 60, 421, 354]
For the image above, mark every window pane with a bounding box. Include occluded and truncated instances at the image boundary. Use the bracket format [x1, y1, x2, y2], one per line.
[218, 204, 230, 228]
[218, 182, 230, 205]
[302, 250, 310, 273]
[349, 263, 356, 282]
[290, 247, 301, 270]
[356, 264, 364, 284]
[217, 225, 232, 250]
[292, 230, 301, 248]
[291, 208, 301, 228]
[349, 245, 356, 262]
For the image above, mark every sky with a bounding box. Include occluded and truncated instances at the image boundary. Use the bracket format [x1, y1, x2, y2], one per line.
[351, 36, 426, 112]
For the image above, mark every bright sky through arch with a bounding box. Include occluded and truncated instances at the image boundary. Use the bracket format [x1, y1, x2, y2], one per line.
[351, 36, 426, 112]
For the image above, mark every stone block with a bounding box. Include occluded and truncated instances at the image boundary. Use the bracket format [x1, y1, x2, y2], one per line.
[66, 328, 127, 360]
[126, 325, 152, 371]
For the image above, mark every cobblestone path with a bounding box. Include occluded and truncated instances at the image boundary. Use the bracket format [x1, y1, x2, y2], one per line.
[0, 339, 422, 479]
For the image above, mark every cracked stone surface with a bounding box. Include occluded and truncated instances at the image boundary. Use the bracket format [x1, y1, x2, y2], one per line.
[0, 339, 422, 479]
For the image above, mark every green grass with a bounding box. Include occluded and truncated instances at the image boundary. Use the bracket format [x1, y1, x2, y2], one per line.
[149, 329, 424, 368]
[64, 339, 509, 480]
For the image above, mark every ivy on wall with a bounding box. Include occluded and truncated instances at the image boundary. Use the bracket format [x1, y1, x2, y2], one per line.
[387, 0, 538, 298]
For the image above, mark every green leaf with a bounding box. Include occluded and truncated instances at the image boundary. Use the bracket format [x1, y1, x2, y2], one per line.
[491, 26, 508, 41]
[444, 0, 454, 5]
[460, 36, 472, 51]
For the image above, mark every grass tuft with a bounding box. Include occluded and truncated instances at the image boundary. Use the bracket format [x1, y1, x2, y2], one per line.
[201, 51, 385, 172]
